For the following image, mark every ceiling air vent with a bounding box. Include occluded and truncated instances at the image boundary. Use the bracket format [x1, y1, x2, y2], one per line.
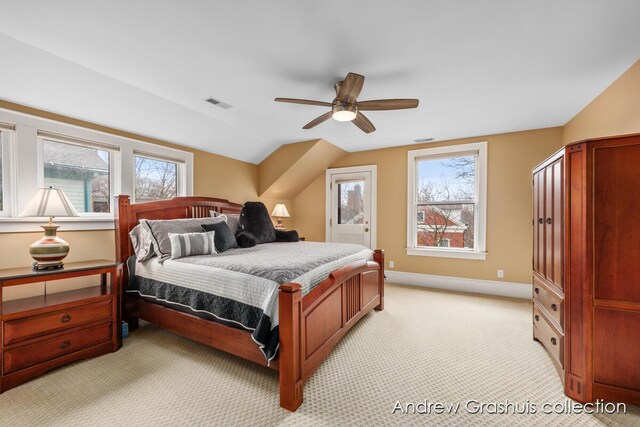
[205, 97, 233, 110]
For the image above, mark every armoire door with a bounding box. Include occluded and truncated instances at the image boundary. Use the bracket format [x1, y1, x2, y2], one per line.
[545, 158, 563, 290]
[533, 169, 545, 275]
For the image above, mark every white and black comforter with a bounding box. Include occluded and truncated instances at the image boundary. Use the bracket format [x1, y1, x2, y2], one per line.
[126, 242, 373, 362]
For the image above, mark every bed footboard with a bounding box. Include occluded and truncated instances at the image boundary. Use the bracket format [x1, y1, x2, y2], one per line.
[279, 249, 385, 411]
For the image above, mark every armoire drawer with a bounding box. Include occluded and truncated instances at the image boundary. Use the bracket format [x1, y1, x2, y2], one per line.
[533, 304, 564, 365]
[533, 277, 563, 330]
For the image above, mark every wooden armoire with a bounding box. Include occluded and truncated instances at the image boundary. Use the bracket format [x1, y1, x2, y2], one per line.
[533, 133, 640, 406]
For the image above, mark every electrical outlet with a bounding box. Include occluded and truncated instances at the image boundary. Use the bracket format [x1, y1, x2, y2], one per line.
[389, 261, 395, 269]
[497, 269, 504, 278]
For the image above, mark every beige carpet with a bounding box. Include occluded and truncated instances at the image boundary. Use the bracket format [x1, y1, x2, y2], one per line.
[1, 284, 638, 426]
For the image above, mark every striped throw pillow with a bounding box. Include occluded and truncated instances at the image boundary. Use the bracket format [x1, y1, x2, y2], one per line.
[168, 231, 217, 259]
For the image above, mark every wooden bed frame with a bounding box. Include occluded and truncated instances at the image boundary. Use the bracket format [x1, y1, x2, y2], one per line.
[114, 195, 384, 411]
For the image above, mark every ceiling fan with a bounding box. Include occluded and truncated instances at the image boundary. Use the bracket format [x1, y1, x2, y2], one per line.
[275, 72, 419, 134]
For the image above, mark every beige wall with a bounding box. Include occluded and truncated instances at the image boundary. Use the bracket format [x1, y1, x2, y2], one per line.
[292, 127, 564, 284]
[563, 59, 640, 144]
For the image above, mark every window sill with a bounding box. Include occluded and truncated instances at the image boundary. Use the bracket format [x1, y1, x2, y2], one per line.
[0, 217, 114, 233]
[406, 247, 487, 260]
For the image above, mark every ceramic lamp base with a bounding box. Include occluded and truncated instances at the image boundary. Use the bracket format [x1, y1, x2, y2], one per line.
[29, 224, 70, 270]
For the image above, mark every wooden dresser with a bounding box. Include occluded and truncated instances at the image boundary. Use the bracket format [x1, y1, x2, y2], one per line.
[0, 260, 122, 392]
[533, 133, 640, 406]
[532, 149, 565, 378]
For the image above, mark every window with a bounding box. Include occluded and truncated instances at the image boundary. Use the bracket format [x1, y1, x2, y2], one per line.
[0, 108, 194, 232]
[0, 125, 15, 216]
[407, 142, 487, 259]
[134, 154, 179, 202]
[41, 138, 113, 214]
[0, 132, 4, 212]
[337, 179, 365, 224]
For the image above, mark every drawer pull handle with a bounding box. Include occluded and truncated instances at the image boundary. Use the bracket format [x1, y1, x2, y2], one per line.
[60, 340, 71, 349]
[534, 315, 540, 321]
[534, 288, 540, 294]
[60, 314, 71, 323]
[538, 218, 543, 224]
[546, 218, 552, 225]
[550, 337, 557, 346]
[551, 304, 557, 311]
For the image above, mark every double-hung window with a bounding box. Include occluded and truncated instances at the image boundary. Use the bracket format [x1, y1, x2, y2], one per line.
[407, 141, 487, 259]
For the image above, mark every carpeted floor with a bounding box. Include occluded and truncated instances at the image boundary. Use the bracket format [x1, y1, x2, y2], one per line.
[0, 284, 638, 426]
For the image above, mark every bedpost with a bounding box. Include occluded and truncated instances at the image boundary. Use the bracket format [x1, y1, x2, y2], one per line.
[279, 283, 303, 411]
[114, 195, 139, 330]
[374, 249, 385, 311]
[114, 195, 131, 264]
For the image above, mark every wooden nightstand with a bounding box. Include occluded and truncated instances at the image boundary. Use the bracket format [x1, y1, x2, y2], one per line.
[0, 260, 122, 393]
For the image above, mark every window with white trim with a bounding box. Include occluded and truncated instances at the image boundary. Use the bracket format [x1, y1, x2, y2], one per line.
[40, 135, 116, 215]
[0, 108, 194, 232]
[0, 132, 5, 213]
[407, 142, 487, 260]
[134, 153, 180, 202]
[0, 125, 15, 217]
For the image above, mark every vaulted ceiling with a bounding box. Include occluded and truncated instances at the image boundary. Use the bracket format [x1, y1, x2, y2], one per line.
[0, 1, 639, 163]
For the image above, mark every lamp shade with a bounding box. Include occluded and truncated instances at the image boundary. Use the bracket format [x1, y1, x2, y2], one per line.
[21, 187, 80, 218]
[271, 203, 290, 218]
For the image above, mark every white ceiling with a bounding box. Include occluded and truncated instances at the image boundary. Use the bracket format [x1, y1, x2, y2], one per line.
[0, 0, 639, 163]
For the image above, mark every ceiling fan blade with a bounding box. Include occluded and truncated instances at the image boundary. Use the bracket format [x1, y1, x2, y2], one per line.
[352, 112, 376, 134]
[357, 99, 419, 111]
[274, 98, 332, 107]
[303, 111, 333, 129]
[338, 73, 365, 104]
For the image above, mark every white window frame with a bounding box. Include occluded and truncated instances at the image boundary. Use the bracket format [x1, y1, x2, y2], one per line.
[132, 151, 186, 203]
[37, 134, 119, 218]
[0, 108, 193, 232]
[0, 126, 16, 217]
[406, 141, 487, 260]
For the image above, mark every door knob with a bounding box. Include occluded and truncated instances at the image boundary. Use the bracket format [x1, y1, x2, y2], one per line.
[364, 228, 369, 232]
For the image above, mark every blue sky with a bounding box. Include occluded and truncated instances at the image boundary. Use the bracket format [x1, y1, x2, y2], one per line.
[418, 155, 475, 200]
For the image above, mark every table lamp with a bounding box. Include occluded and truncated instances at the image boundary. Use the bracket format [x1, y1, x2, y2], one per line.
[21, 187, 80, 270]
[271, 203, 290, 230]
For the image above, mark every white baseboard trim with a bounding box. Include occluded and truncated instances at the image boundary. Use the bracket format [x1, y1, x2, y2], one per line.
[385, 270, 532, 300]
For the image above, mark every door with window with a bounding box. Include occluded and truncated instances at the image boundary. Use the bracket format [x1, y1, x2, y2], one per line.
[327, 167, 375, 248]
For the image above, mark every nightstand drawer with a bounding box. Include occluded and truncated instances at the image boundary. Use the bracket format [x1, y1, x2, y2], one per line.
[4, 323, 112, 374]
[3, 300, 112, 346]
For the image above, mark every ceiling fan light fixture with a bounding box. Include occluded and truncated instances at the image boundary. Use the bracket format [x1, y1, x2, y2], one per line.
[332, 104, 357, 122]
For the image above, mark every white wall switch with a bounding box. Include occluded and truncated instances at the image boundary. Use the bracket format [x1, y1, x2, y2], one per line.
[497, 269, 504, 278]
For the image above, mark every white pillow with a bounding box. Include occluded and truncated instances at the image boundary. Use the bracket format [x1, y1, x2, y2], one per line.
[168, 230, 217, 259]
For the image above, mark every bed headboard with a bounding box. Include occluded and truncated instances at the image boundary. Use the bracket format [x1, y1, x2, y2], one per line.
[114, 195, 243, 264]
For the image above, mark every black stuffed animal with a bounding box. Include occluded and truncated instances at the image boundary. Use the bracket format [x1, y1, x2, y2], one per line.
[236, 202, 299, 247]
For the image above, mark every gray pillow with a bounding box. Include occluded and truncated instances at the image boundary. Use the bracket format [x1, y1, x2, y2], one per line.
[142, 216, 227, 262]
[201, 222, 238, 252]
[211, 210, 241, 235]
[168, 231, 217, 259]
[129, 223, 156, 261]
